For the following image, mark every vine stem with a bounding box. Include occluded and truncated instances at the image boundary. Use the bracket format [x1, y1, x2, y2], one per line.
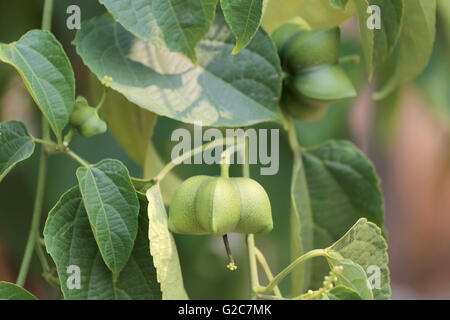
[254, 248, 282, 297]
[31, 137, 91, 168]
[257, 249, 327, 295]
[16, 145, 48, 286]
[16, 0, 54, 287]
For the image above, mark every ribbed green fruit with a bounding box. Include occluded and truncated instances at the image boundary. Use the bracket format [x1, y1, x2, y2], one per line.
[284, 27, 341, 71]
[168, 175, 212, 235]
[195, 177, 241, 236]
[231, 178, 273, 234]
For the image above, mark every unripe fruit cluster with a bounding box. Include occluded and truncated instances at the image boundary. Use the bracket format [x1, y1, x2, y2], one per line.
[69, 96, 107, 137]
[169, 175, 273, 236]
[272, 18, 356, 122]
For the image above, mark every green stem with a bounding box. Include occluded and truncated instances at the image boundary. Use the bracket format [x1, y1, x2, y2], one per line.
[41, 0, 54, 31]
[287, 117, 301, 154]
[254, 248, 282, 297]
[16, 0, 54, 286]
[257, 249, 327, 295]
[65, 149, 90, 168]
[16, 144, 48, 286]
[247, 234, 260, 297]
[95, 89, 107, 111]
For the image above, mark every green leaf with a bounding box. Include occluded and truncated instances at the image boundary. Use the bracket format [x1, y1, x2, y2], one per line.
[0, 281, 37, 300]
[98, 0, 217, 63]
[329, 218, 391, 299]
[0, 30, 75, 141]
[220, 0, 264, 54]
[355, 0, 404, 79]
[326, 253, 373, 300]
[44, 187, 162, 299]
[146, 184, 188, 300]
[91, 77, 158, 167]
[290, 140, 385, 295]
[329, 0, 350, 10]
[327, 285, 362, 300]
[76, 159, 140, 275]
[0, 121, 35, 183]
[73, 15, 282, 128]
[375, 0, 437, 99]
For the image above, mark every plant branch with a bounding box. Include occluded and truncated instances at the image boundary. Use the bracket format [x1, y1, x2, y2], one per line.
[254, 248, 282, 297]
[16, 145, 48, 286]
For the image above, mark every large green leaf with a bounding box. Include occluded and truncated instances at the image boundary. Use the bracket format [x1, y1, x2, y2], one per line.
[0, 121, 35, 183]
[330, 218, 390, 299]
[76, 159, 140, 275]
[375, 0, 437, 99]
[146, 184, 188, 300]
[290, 140, 385, 295]
[220, 0, 264, 54]
[73, 14, 282, 128]
[0, 30, 75, 141]
[99, 0, 217, 63]
[44, 187, 162, 299]
[0, 281, 37, 300]
[355, 0, 404, 79]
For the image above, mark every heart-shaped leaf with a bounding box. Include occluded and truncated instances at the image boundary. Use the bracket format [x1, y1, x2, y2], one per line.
[0, 30, 75, 141]
[0, 121, 35, 183]
[0, 281, 37, 300]
[329, 218, 390, 300]
[44, 187, 161, 299]
[76, 159, 139, 275]
[73, 14, 282, 127]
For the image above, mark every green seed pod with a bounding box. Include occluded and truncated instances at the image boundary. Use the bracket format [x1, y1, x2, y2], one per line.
[69, 96, 107, 137]
[195, 177, 241, 236]
[230, 178, 273, 234]
[284, 27, 341, 71]
[280, 88, 329, 122]
[292, 64, 356, 105]
[168, 175, 213, 235]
